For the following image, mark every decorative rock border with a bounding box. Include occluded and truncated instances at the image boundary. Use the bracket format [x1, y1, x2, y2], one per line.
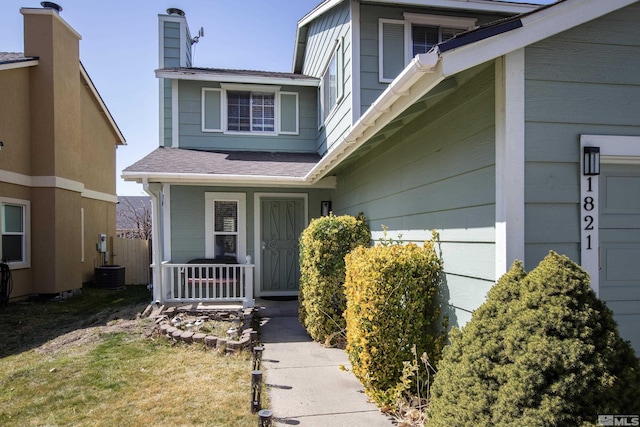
[154, 307, 258, 354]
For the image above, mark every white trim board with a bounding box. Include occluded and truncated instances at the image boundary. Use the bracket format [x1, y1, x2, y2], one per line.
[495, 50, 525, 280]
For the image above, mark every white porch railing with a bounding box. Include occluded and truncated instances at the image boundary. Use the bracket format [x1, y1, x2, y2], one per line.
[159, 261, 255, 307]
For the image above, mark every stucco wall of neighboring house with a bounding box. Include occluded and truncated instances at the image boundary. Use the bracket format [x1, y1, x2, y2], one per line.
[332, 64, 497, 327]
[176, 81, 319, 152]
[301, 0, 353, 155]
[168, 185, 333, 264]
[0, 67, 31, 176]
[523, 2, 640, 270]
[80, 82, 117, 195]
[81, 197, 117, 283]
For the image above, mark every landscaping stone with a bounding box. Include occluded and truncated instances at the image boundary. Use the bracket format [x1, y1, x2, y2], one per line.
[171, 329, 183, 340]
[193, 333, 206, 343]
[204, 336, 217, 347]
[181, 331, 194, 343]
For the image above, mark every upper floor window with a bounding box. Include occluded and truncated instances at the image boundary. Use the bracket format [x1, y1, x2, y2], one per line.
[320, 38, 344, 125]
[0, 198, 30, 269]
[379, 13, 476, 82]
[202, 85, 299, 135]
[227, 91, 275, 133]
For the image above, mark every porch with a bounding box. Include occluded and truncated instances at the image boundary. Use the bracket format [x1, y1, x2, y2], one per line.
[158, 261, 255, 308]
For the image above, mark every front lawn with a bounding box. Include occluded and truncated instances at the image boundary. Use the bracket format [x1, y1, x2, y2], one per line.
[0, 286, 258, 426]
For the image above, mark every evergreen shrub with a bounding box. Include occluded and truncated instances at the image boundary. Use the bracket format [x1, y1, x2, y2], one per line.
[428, 251, 640, 427]
[344, 238, 446, 409]
[298, 213, 370, 344]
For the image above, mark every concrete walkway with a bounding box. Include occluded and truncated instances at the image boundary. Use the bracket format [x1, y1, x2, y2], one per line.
[256, 298, 395, 427]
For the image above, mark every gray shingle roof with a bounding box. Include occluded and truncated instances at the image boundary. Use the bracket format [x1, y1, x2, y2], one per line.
[159, 67, 317, 81]
[0, 52, 37, 64]
[124, 148, 321, 178]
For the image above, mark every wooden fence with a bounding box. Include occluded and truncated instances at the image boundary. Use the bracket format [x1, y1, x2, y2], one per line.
[112, 237, 151, 285]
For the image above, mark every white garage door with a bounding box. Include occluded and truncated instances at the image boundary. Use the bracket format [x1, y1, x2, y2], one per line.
[599, 163, 640, 354]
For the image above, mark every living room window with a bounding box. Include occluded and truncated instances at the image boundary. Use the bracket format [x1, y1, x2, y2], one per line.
[205, 193, 246, 262]
[0, 198, 30, 268]
[379, 13, 476, 82]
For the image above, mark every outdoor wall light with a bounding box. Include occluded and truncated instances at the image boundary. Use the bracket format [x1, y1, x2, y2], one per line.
[321, 201, 332, 216]
[583, 146, 600, 176]
[0, 141, 4, 151]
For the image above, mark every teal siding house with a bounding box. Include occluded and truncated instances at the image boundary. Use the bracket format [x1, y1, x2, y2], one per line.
[124, 0, 640, 353]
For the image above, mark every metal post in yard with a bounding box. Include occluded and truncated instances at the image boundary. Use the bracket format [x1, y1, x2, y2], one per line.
[253, 346, 264, 371]
[251, 370, 262, 413]
[257, 409, 273, 427]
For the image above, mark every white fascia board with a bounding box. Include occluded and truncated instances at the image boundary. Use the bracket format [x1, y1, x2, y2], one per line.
[363, 0, 538, 14]
[80, 64, 126, 145]
[122, 172, 337, 189]
[298, 0, 344, 29]
[155, 69, 319, 87]
[0, 59, 38, 71]
[440, 0, 639, 77]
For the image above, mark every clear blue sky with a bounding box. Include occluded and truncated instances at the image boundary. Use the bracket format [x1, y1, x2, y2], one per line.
[0, 0, 552, 196]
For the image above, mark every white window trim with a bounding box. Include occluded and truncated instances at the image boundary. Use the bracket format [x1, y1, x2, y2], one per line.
[220, 83, 280, 136]
[379, 14, 477, 83]
[0, 197, 31, 270]
[201, 88, 223, 133]
[379, 18, 408, 84]
[404, 13, 476, 62]
[205, 192, 247, 263]
[319, 38, 344, 128]
[580, 135, 640, 297]
[279, 91, 300, 135]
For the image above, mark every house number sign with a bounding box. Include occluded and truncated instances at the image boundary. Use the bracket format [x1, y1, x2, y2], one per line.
[580, 145, 600, 296]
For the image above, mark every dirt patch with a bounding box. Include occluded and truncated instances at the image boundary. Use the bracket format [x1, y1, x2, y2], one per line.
[35, 303, 153, 354]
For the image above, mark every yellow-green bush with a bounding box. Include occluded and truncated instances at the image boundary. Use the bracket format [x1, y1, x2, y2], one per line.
[298, 213, 370, 344]
[344, 239, 446, 409]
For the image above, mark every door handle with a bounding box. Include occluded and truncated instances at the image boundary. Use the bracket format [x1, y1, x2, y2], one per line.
[261, 241, 266, 250]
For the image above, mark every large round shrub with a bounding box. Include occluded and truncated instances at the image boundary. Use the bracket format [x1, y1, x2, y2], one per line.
[428, 251, 640, 426]
[298, 213, 370, 344]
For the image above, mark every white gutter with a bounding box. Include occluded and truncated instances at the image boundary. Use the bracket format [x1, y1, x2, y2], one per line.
[124, 171, 337, 188]
[305, 50, 442, 181]
[156, 69, 319, 87]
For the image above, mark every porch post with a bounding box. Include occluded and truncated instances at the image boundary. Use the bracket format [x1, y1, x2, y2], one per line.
[244, 261, 255, 308]
[144, 180, 164, 302]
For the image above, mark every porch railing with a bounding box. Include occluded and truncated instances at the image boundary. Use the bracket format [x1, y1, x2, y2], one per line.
[160, 261, 255, 307]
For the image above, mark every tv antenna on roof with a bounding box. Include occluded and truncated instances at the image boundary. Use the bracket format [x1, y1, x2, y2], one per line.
[191, 27, 204, 44]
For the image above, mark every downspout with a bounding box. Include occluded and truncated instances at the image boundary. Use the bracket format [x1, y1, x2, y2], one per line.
[143, 178, 163, 303]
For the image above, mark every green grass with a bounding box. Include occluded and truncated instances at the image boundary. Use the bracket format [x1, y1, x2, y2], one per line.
[0, 286, 260, 426]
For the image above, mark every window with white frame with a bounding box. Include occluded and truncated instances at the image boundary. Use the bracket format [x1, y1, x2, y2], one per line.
[320, 38, 344, 125]
[227, 91, 275, 132]
[202, 85, 299, 135]
[379, 13, 476, 82]
[205, 193, 246, 262]
[1, 198, 30, 268]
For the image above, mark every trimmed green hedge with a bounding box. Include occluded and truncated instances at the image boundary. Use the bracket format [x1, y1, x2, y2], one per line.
[298, 213, 370, 344]
[428, 251, 640, 426]
[344, 240, 446, 409]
